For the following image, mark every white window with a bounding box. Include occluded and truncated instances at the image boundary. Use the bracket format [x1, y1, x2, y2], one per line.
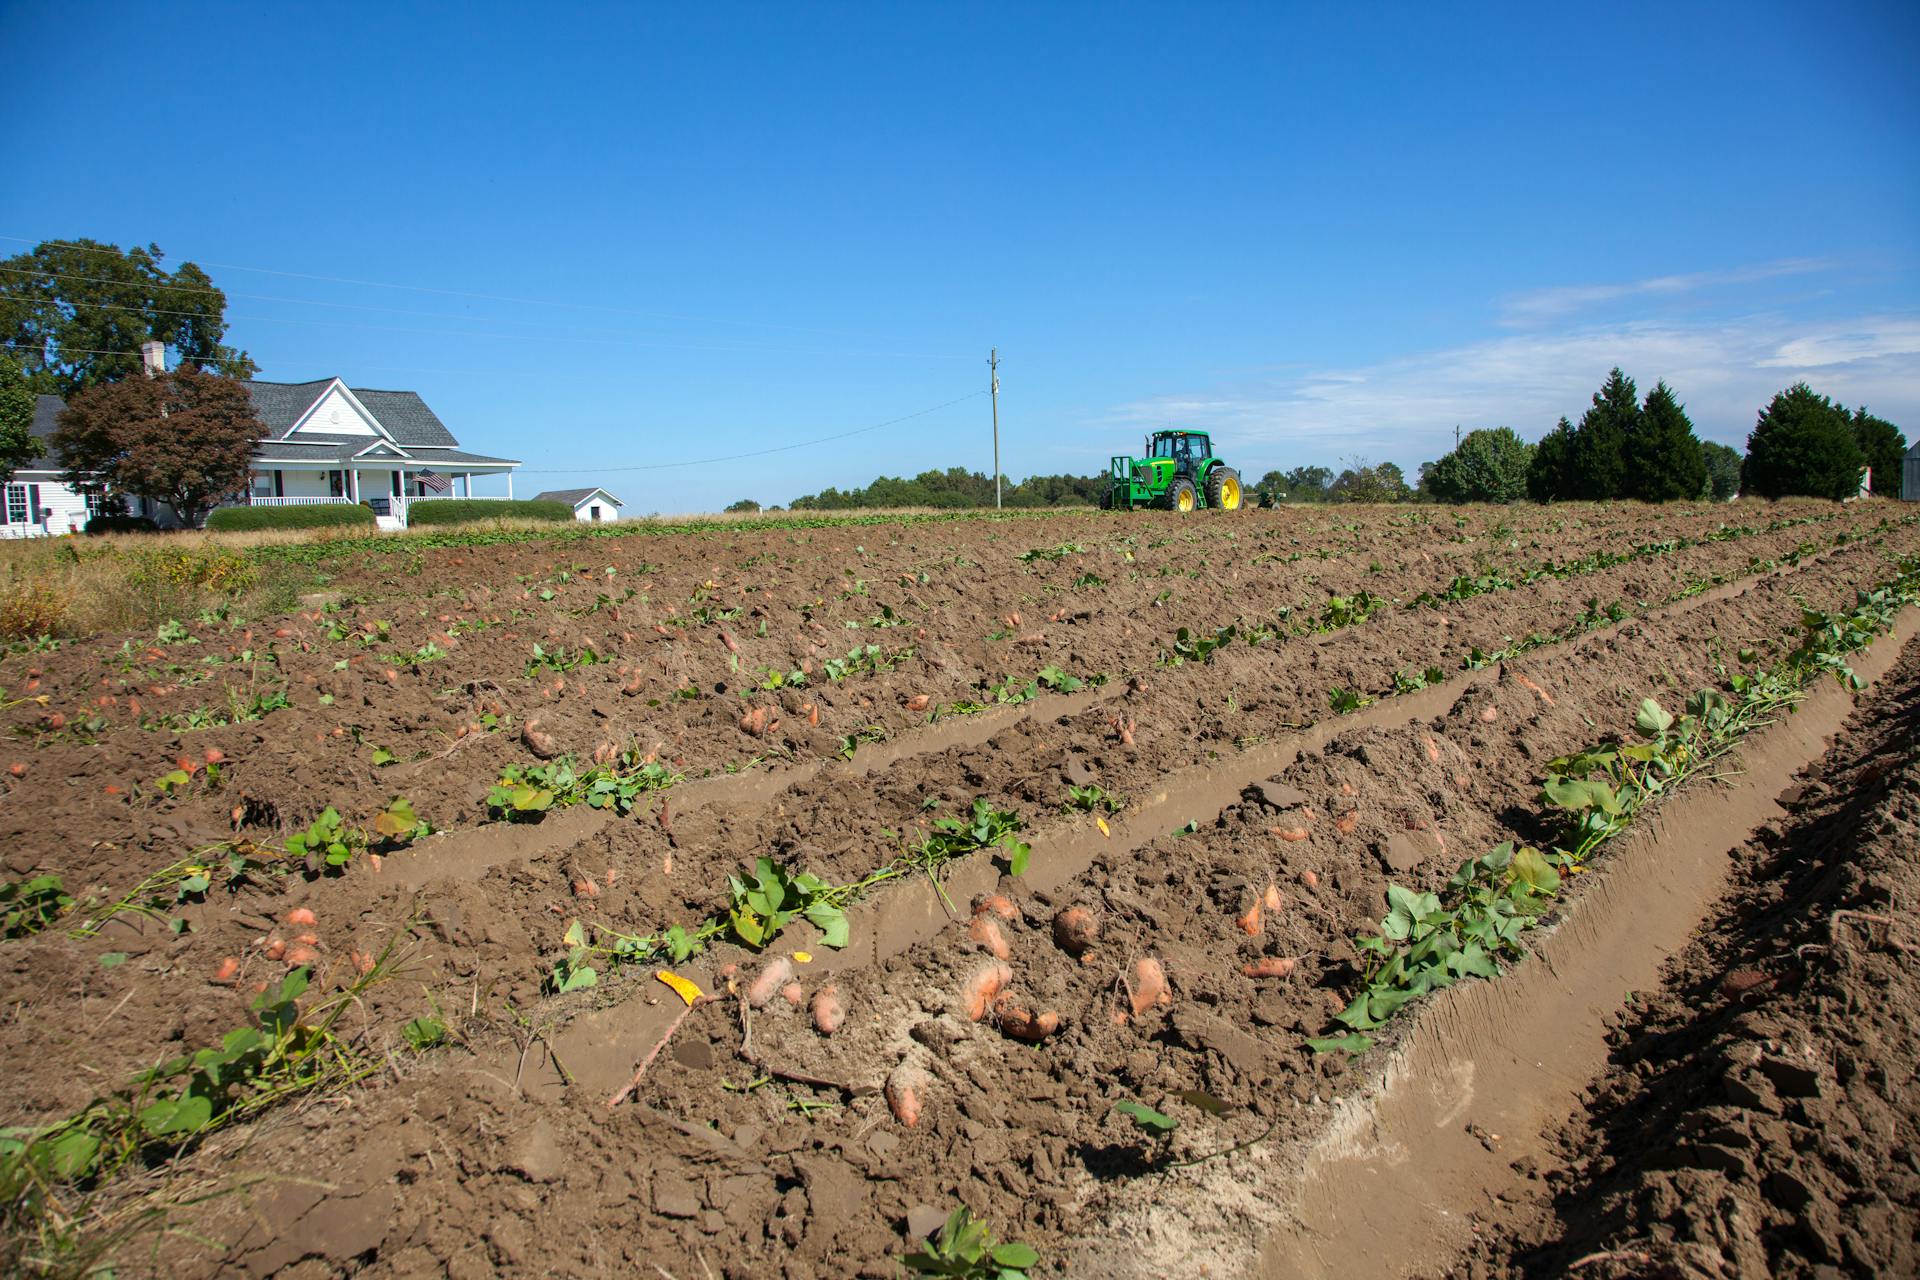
[4, 484, 27, 525]
[84, 490, 102, 516]
[250, 472, 274, 499]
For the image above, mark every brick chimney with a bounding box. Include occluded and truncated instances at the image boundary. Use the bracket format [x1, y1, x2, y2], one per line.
[140, 341, 165, 377]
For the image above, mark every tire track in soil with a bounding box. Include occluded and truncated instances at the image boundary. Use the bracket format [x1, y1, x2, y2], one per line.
[1445, 630, 1920, 1280]
[1090, 616, 1920, 1279]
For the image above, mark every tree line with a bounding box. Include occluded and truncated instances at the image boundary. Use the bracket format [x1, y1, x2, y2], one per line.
[1255, 370, 1905, 506]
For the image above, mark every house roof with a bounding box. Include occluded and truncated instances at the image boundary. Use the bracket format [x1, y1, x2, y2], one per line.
[245, 379, 461, 447]
[19, 394, 64, 466]
[250, 440, 519, 466]
[534, 487, 623, 507]
[21, 384, 510, 471]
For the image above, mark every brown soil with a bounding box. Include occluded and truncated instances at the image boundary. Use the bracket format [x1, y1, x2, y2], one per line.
[1441, 630, 1920, 1279]
[1, 499, 1916, 1278]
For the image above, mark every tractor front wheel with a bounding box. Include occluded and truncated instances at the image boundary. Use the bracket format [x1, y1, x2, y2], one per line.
[1207, 466, 1243, 511]
[1162, 478, 1198, 512]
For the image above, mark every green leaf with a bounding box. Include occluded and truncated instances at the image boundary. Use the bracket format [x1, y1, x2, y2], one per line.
[803, 901, 850, 949]
[990, 1242, 1040, 1270]
[140, 1092, 214, 1137]
[1307, 1031, 1373, 1054]
[46, 1129, 101, 1180]
[1509, 845, 1561, 895]
[371, 747, 396, 766]
[97, 952, 127, 968]
[1634, 697, 1674, 737]
[1006, 840, 1031, 878]
[1113, 1099, 1178, 1135]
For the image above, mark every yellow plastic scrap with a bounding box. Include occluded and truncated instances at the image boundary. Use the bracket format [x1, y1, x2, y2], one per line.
[1096, 817, 1110, 839]
[656, 970, 704, 1006]
[792, 951, 814, 964]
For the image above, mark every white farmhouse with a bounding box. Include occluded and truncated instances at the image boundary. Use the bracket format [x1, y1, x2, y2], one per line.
[6, 353, 519, 534]
[533, 487, 624, 523]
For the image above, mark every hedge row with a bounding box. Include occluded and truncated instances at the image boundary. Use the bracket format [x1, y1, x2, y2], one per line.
[205, 504, 378, 532]
[406, 499, 574, 526]
[82, 515, 160, 535]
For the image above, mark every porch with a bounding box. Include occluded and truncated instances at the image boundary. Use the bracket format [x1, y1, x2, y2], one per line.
[240, 460, 517, 529]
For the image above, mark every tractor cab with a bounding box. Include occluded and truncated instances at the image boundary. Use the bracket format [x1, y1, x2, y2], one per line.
[1147, 430, 1212, 478]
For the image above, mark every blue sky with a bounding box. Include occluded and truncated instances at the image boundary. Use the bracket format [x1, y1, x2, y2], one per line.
[3, 1, 1916, 510]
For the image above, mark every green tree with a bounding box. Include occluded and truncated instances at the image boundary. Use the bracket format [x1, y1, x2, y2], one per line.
[1424, 427, 1533, 503]
[0, 356, 36, 480]
[1283, 465, 1333, 501]
[1627, 381, 1707, 501]
[0, 239, 256, 397]
[1741, 383, 1864, 500]
[1568, 368, 1639, 500]
[52, 366, 265, 526]
[1700, 441, 1742, 501]
[1328, 459, 1409, 503]
[724, 498, 761, 513]
[1526, 417, 1578, 502]
[1850, 408, 1906, 497]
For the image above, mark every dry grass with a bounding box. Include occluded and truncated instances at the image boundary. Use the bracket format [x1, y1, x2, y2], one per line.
[0, 537, 303, 642]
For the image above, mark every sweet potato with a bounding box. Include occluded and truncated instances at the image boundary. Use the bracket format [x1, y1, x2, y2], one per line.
[1236, 900, 1263, 936]
[211, 956, 241, 984]
[521, 721, 560, 759]
[286, 907, 317, 927]
[811, 985, 846, 1034]
[993, 995, 1061, 1042]
[1242, 956, 1299, 979]
[746, 956, 794, 1009]
[972, 893, 1018, 921]
[1273, 825, 1310, 842]
[968, 914, 1011, 960]
[962, 960, 1014, 1021]
[1051, 906, 1098, 956]
[1130, 957, 1171, 1016]
[1263, 883, 1285, 912]
[905, 694, 932, 713]
[1301, 869, 1320, 890]
[886, 1063, 927, 1127]
[780, 981, 804, 1007]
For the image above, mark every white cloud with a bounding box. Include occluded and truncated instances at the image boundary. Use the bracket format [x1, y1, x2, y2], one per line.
[1499, 259, 1834, 326]
[1101, 312, 1920, 469]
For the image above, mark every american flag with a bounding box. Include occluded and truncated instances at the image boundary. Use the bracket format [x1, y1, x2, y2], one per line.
[417, 469, 452, 494]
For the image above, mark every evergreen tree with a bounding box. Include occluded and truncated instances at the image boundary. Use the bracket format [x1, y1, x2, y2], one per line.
[1526, 417, 1578, 502]
[1568, 368, 1638, 499]
[1700, 441, 1742, 501]
[1850, 407, 1906, 496]
[1741, 383, 1864, 500]
[1425, 427, 1533, 503]
[1628, 381, 1707, 501]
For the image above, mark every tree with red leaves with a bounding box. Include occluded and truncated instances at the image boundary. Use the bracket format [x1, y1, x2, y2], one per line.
[52, 367, 264, 526]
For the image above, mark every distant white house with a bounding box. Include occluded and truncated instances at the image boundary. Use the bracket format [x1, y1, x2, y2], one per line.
[7, 348, 521, 534]
[534, 487, 624, 523]
[2, 395, 97, 537]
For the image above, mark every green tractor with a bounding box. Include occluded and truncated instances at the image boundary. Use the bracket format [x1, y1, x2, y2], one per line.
[1101, 430, 1243, 512]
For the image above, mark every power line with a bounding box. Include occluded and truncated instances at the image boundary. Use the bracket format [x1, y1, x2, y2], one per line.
[0, 234, 948, 346]
[511, 391, 989, 474]
[0, 265, 966, 361]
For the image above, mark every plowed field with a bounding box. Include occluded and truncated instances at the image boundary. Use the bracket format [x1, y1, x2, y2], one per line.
[4, 499, 1919, 1279]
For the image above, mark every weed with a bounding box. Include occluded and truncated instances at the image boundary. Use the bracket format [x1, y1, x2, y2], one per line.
[1, 875, 71, 939]
[901, 1206, 1038, 1278]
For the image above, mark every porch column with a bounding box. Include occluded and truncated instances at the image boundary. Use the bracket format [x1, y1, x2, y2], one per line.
[506, 472, 514, 499]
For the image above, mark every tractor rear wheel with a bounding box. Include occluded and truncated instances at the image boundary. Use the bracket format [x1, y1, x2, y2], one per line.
[1207, 466, 1243, 511]
[1161, 478, 1197, 512]
[1099, 486, 1114, 510]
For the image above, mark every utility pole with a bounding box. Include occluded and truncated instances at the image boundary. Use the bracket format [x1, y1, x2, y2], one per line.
[989, 348, 1001, 509]
[1454, 423, 1462, 449]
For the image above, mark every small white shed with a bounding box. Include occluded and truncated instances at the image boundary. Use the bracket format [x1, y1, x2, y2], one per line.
[1903, 444, 1920, 501]
[534, 487, 624, 523]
